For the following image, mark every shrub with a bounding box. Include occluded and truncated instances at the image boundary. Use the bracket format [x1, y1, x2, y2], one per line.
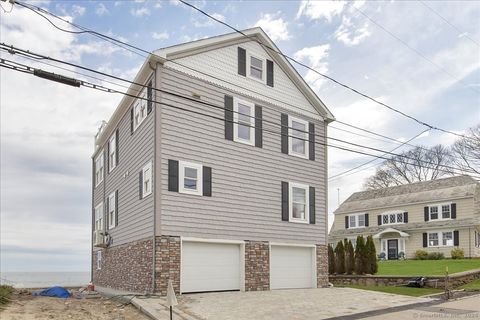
[344, 240, 355, 275]
[427, 252, 445, 260]
[365, 235, 378, 274]
[354, 236, 366, 274]
[334, 241, 345, 274]
[414, 250, 428, 260]
[451, 248, 464, 259]
[0, 285, 14, 309]
[328, 244, 335, 274]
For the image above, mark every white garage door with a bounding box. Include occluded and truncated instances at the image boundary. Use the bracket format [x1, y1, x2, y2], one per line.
[270, 245, 315, 290]
[181, 241, 241, 293]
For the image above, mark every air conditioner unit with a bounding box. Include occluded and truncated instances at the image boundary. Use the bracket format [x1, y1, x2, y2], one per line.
[93, 230, 106, 248]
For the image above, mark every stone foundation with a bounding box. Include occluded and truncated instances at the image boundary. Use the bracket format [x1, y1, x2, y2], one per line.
[316, 244, 329, 287]
[154, 235, 181, 295]
[92, 238, 153, 293]
[245, 241, 270, 291]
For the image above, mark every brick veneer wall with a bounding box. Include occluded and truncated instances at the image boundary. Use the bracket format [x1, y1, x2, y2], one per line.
[316, 244, 329, 287]
[92, 238, 153, 293]
[245, 241, 270, 291]
[154, 235, 181, 295]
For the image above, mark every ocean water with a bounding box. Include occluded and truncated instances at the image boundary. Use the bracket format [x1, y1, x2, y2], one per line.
[0, 272, 91, 288]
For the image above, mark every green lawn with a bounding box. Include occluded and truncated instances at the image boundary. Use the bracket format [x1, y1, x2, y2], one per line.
[341, 284, 443, 297]
[377, 259, 480, 276]
[459, 279, 480, 291]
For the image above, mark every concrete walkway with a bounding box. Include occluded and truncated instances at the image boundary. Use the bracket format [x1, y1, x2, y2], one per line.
[132, 288, 435, 320]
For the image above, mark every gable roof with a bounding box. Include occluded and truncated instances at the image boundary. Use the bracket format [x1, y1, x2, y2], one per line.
[334, 175, 479, 214]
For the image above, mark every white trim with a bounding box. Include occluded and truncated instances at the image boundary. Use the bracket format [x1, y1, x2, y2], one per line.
[94, 151, 104, 187]
[246, 52, 266, 83]
[107, 192, 116, 229]
[233, 97, 255, 146]
[269, 242, 316, 248]
[427, 229, 455, 247]
[96, 251, 102, 270]
[428, 203, 453, 221]
[288, 116, 309, 159]
[288, 182, 310, 224]
[381, 211, 407, 226]
[108, 134, 117, 172]
[178, 161, 203, 196]
[142, 161, 153, 198]
[181, 237, 245, 245]
[133, 87, 148, 132]
[94, 202, 104, 232]
[347, 213, 366, 229]
[373, 227, 410, 239]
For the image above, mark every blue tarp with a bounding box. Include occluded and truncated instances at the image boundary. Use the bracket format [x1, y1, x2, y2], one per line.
[32, 286, 71, 298]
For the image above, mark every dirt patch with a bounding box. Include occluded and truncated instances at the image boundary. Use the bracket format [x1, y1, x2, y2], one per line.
[0, 290, 151, 320]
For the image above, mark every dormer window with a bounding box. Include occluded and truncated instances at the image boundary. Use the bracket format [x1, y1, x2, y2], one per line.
[249, 55, 264, 81]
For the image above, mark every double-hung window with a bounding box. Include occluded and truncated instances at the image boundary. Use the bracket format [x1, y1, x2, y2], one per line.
[108, 135, 116, 172]
[428, 232, 439, 246]
[348, 213, 366, 229]
[107, 192, 116, 229]
[94, 202, 104, 232]
[442, 231, 453, 246]
[428, 231, 454, 247]
[288, 116, 309, 159]
[133, 88, 147, 131]
[248, 54, 264, 82]
[429, 204, 452, 220]
[94, 152, 104, 187]
[179, 161, 203, 196]
[430, 206, 439, 220]
[141, 161, 153, 198]
[441, 205, 451, 219]
[233, 98, 255, 145]
[289, 182, 309, 223]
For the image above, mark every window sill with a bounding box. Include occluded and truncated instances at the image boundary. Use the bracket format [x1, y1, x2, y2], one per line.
[289, 218, 309, 224]
[142, 191, 152, 199]
[233, 136, 255, 146]
[95, 180, 103, 188]
[288, 151, 309, 160]
[247, 74, 266, 85]
[347, 226, 366, 229]
[179, 189, 203, 196]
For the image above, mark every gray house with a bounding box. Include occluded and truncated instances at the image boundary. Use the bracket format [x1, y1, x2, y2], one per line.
[91, 27, 335, 295]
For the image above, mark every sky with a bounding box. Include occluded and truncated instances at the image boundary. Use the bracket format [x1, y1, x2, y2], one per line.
[1, 0, 479, 272]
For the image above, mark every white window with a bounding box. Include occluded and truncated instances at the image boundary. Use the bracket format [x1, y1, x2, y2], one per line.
[347, 237, 357, 248]
[381, 212, 405, 225]
[108, 134, 117, 172]
[179, 161, 203, 196]
[107, 192, 116, 229]
[442, 231, 453, 246]
[428, 232, 439, 246]
[233, 98, 255, 145]
[288, 116, 309, 159]
[429, 204, 452, 220]
[348, 213, 366, 229]
[247, 54, 264, 82]
[94, 202, 104, 232]
[133, 88, 147, 131]
[96, 251, 102, 270]
[428, 230, 454, 247]
[94, 151, 104, 187]
[289, 182, 309, 223]
[141, 161, 153, 198]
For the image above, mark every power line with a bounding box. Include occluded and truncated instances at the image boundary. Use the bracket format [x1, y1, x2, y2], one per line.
[418, 0, 480, 47]
[2, 56, 478, 179]
[14, 0, 477, 144]
[178, 0, 479, 141]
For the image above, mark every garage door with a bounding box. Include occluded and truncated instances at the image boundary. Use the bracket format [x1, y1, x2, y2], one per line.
[181, 241, 241, 293]
[270, 245, 315, 290]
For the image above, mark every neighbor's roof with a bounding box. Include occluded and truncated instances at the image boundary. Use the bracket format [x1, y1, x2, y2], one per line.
[334, 175, 479, 214]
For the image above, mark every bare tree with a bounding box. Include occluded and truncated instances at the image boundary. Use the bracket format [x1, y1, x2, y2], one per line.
[364, 145, 454, 190]
[451, 124, 480, 175]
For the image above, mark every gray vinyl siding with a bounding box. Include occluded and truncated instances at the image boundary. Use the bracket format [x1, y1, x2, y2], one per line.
[92, 98, 155, 247]
[157, 67, 328, 244]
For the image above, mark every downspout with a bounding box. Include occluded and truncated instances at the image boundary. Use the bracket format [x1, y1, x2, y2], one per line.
[469, 227, 472, 258]
[91, 158, 94, 283]
[150, 61, 157, 294]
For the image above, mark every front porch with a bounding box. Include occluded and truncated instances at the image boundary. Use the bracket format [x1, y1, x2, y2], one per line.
[373, 228, 410, 260]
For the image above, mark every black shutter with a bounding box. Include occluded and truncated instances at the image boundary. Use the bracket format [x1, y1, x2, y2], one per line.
[281, 113, 288, 154]
[377, 215, 382, 226]
[203, 166, 212, 197]
[309, 186, 315, 224]
[345, 216, 349, 229]
[106, 142, 110, 174]
[309, 123, 315, 161]
[266, 59, 274, 87]
[115, 190, 119, 227]
[92, 158, 96, 187]
[403, 212, 408, 223]
[224, 95, 234, 141]
[365, 213, 369, 227]
[423, 233, 428, 248]
[255, 105, 263, 148]
[238, 47, 246, 76]
[424, 207, 429, 221]
[139, 171, 143, 200]
[130, 107, 134, 134]
[115, 129, 119, 165]
[281, 182, 289, 221]
[454, 230, 459, 246]
[147, 81, 153, 114]
[168, 160, 179, 192]
[451, 203, 456, 219]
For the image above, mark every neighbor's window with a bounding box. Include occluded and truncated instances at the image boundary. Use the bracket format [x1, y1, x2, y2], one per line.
[107, 192, 116, 229]
[94, 151, 104, 187]
[428, 231, 454, 247]
[142, 162, 153, 198]
[428, 232, 439, 246]
[133, 88, 147, 131]
[429, 204, 452, 220]
[97, 251, 102, 270]
[349, 215, 356, 228]
[430, 206, 439, 220]
[248, 55, 264, 81]
[109, 134, 117, 172]
[94, 202, 104, 231]
[442, 231, 453, 246]
[382, 212, 405, 225]
[348, 213, 366, 229]
[442, 205, 451, 219]
[289, 182, 309, 223]
[179, 161, 203, 196]
[233, 98, 255, 145]
[288, 116, 309, 159]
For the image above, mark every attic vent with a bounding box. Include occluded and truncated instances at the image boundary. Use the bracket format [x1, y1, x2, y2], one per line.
[192, 92, 201, 99]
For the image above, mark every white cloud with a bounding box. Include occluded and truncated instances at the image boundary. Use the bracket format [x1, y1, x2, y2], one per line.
[95, 3, 109, 16]
[71, 4, 86, 17]
[152, 31, 169, 41]
[293, 44, 330, 92]
[130, 7, 150, 17]
[193, 13, 225, 27]
[154, 1, 162, 9]
[254, 12, 291, 42]
[334, 16, 371, 46]
[296, 0, 346, 22]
